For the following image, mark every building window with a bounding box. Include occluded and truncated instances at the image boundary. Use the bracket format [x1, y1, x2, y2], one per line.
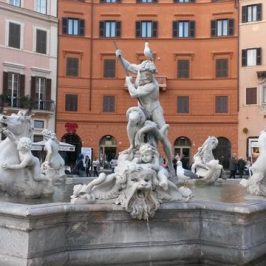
[9, 0, 21, 7]
[215, 96, 228, 113]
[65, 94, 78, 112]
[246, 87, 257, 105]
[104, 59, 116, 78]
[263, 86, 266, 104]
[242, 4, 262, 23]
[99, 21, 121, 38]
[100, 0, 120, 3]
[174, 0, 195, 2]
[242, 48, 262, 66]
[33, 135, 43, 142]
[31, 77, 51, 110]
[103, 96, 115, 112]
[62, 18, 85, 36]
[36, 29, 47, 54]
[173, 21, 195, 38]
[216, 58, 228, 78]
[66, 58, 79, 77]
[136, 21, 157, 38]
[33, 120, 45, 129]
[8, 22, 21, 49]
[137, 0, 158, 3]
[211, 19, 234, 37]
[177, 96, 189, 113]
[36, 0, 47, 14]
[177, 60, 190, 78]
[2, 72, 25, 107]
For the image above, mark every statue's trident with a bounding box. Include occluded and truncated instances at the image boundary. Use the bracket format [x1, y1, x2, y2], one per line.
[113, 41, 129, 77]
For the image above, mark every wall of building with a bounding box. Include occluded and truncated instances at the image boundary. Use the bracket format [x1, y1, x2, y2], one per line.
[57, 0, 238, 167]
[0, 0, 58, 136]
[238, 0, 266, 160]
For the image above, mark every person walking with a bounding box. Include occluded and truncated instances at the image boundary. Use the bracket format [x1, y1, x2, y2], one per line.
[85, 155, 91, 177]
[237, 157, 246, 179]
[93, 158, 100, 177]
[229, 153, 238, 179]
[72, 154, 86, 177]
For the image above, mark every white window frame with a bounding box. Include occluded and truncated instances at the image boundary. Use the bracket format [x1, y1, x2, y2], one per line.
[33, 119, 45, 130]
[262, 86, 266, 104]
[6, 19, 24, 50]
[8, 0, 21, 7]
[178, 21, 189, 37]
[7, 72, 20, 107]
[247, 48, 257, 66]
[104, 21, 116, 37]
[140, 21, 153, 38]
[35, 0, 47, 14]
[247, 5, 258, 22]
[217, 19, 228, 36]
[33, 26, 49, 55]
[35, 77, 46, 110]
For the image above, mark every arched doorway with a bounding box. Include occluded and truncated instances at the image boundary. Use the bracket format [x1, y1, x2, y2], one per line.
[99, 135, 117, 168]
[213, 137, 231, 169]
[61, 133, 82, 169]
[174, 136, 192, 169]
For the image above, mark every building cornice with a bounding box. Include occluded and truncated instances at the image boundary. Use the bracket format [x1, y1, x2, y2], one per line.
[0, 2, 58, 24]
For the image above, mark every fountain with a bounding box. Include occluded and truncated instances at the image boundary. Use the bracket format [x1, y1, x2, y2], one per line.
[0, 43, 265, 265]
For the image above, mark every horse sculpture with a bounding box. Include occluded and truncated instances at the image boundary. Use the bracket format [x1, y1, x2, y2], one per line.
[0, 110, 53, 198]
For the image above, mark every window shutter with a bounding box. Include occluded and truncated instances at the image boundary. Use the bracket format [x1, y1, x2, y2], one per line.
[173, 21, 178, 37]
[242, 49, 247, 66]
[20, 74, 25, 97]
[242, 6, 247, 23]
[79, 19, 85, 35]
[31, 77, 36, 100]
[256, 48, 262, 65]
[136, 21, 141, 37]
[257, 4, 262, 21]
[46, 79, 51, 101]
[99, 21, 105, 37]
[152, 21, 158, 37]
[116, 21, 121, 37]
[246, 87, 257, 105]
[189, 21, 195, 37]
[211, 20, 216, 37]
[2, 72, 8, 95]
[228, 19, 234, 35]
[62, 18, 68, 34]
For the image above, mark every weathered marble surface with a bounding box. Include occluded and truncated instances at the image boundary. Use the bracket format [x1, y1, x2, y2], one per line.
[0, 197, 265, 266]
[0, 111, 54, 198]
[241, 129, 266, 197]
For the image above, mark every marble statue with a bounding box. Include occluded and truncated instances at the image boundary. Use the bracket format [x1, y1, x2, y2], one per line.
[190, 136, 223, 184]
[41, 129, 65, 184]
[0, 111, 53, 198]
[240, 129, 266, 196]
[71, 42, 192, 220]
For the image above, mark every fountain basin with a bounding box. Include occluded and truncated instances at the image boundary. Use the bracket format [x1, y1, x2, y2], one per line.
[0, 180, 265, 266]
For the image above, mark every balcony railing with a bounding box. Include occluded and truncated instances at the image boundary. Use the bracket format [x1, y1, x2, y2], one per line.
[0, 97, 55, 112]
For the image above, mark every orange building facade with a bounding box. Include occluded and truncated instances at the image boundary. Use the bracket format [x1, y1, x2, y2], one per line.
[57, 0, 238, 169]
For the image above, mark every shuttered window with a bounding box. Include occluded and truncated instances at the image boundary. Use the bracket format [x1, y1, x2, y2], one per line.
[242, 4, 262, 23]
[216, 59, 228, 78]
[246, 88, 257, 105]
[177, 96, 189, 113]
[8, 22, 21, 49]
[242, 48, 262, 66]
[65, 94, 78, 111]
[62, 18, 85, 36]
[177, 60, 190, 78]
[136, 21, 157, 38]
[104, 59, 116, 78]
[66, 58, 79, 77]
[103, 96, 115, 112]
[211, 19, 234, 37]
[99, 21, 121, 38]
[36, 29, 47, 54]
[215, 96, 228, 113]
[173, 21, 195, 38]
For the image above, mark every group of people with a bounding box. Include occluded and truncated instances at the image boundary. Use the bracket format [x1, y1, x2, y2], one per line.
[71, 154, 100, 177]
[229, 154, 250, 179]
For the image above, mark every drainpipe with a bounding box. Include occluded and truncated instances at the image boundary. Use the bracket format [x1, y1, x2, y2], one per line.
[89, 0, 94, 111]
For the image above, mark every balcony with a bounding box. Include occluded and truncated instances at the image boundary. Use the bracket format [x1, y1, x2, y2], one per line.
[0, 96, 55, 114]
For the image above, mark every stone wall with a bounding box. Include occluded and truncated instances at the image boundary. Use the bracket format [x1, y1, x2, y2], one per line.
[0, 200, 265, 266]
